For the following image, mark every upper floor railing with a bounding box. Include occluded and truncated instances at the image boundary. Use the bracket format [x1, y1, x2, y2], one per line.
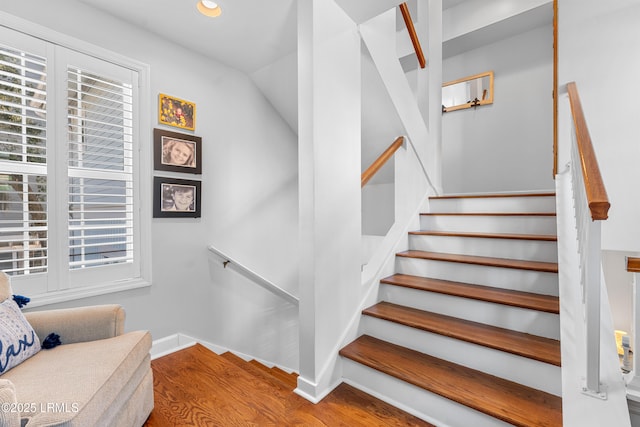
[567, 83, 610, 221]
[566, 81, 610, 398]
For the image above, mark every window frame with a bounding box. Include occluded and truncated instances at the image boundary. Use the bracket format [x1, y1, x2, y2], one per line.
[0, 13, 151, 307]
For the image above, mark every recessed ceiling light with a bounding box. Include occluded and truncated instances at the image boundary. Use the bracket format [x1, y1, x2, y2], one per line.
[197, 0, 222, 17]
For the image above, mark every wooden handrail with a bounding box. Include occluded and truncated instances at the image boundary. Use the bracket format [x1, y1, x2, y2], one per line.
[566, 82, 610, 220]
[207, 245, 299, 305]
[628, 257, 640, 273]
[399, 3, 426, 69]
[361, 136, 404, 188]
[552, 0, 558, 177]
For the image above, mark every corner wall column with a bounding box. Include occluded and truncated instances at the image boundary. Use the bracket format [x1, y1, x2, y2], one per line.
[296, 0, 362, 401]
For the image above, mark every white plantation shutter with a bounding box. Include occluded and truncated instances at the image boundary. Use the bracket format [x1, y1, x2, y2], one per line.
[67, 67, 134, 270]
[0, 24, 148, 299]
[0, 43, 48, 276]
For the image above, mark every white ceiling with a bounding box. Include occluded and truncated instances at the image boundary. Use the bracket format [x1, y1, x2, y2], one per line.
[75, 0, 298, 74]
[442, 0, 468, 9]
[75, 0, 475, 74]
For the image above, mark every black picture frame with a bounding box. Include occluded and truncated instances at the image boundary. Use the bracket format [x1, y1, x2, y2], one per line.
[153, 128, 202, 174]
[153, 177, 202, 218]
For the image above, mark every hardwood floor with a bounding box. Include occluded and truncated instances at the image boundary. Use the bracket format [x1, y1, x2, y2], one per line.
[144, 343, 434, 426]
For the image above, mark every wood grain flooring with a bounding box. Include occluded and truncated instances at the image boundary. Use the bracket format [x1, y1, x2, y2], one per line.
[144, 343, 434, 426]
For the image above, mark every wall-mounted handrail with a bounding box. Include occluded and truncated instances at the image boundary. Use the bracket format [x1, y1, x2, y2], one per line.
[361, 136, 404, 188]
[207, 245, 299, 306]
[399, 3, 425, 69]
[567, 82, 610, 220]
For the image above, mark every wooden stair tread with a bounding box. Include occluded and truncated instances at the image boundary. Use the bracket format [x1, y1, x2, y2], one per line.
[220, 351, 248, 366]
[397, 250, 559, 273]
[221, 352, 296, 391]
[364, 302, 560, 366]
[249, 360, 298, 391]
[381, 274, 559, 313]
[421, 212, 556, 216]
[429, 192, 555, 200]
[409, 230, 557, 241]
[270, 367, 299, 390]
[340, 335, 562, 427]
[221, 351, 298, 389]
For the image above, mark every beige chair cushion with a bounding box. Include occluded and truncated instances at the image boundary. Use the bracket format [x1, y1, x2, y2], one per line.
[3, 330, 151, 426]
[0, 379, 20, 427]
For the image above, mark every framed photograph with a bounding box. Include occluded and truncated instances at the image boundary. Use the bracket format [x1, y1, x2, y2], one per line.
[158, 93, 196, 131]
[153, 177, 201, 218]
[153, 128, 202, 174]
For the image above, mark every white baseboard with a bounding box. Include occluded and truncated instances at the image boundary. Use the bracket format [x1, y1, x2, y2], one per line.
[150, 333, 296, 375]
[150, 334, 196, 360]
[151, 333, 227, 360]
[293, 375, 340, 404]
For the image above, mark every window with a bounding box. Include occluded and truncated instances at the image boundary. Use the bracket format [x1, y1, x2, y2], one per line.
[67, 66, 134, 270]
[0, 25, 150, 303]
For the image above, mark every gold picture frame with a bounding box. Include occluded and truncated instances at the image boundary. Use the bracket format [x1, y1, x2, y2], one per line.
[442, 71, 494, 113]
[158, 93, 196, 131]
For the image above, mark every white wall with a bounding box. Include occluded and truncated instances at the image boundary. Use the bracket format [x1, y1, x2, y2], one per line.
[558, 0, 640, 253]
[5, 0, 300, 369]
[442, 24, 555, 194]
[362, 183, 394, 235]
[251, 51, 298, 135]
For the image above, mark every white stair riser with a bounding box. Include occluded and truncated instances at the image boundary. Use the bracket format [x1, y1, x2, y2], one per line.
[360, 316, 562, 396]
[342, 359, 513, 427]
[396, 257, 559, 296]
[379, 284, 560, 339]
[429, 196, 556, 214]
[420, 215, 557, 235]
[409, 234, 558, 263]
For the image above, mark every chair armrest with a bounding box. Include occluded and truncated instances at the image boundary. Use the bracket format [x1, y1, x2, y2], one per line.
[0, 379, 20, 426]
[24, 304, 125, 345]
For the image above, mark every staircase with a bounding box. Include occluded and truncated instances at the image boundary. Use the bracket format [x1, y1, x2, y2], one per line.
[341, 192, 563, 427]
[220, 351, 300, 391]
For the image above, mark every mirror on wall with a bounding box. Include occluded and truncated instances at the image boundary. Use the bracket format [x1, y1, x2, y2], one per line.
[442, 71, 494, 113]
